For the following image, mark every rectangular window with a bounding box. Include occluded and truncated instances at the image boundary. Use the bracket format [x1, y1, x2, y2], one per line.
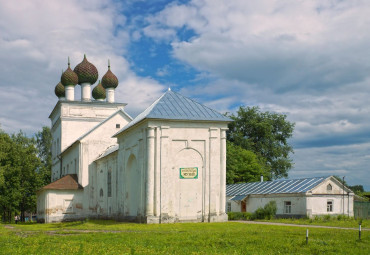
[284, 201, 291, 214]
[227, 202, 232, 212]
[327, 201, 333, 212]
[107, 171, 112, 197]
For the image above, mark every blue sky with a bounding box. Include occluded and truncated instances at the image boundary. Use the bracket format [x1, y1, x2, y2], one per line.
[0, 0, 369, 190]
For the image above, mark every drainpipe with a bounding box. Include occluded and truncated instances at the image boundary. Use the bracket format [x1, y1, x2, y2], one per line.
[347, 192, 350, 216]
[57, 155, 63, 179]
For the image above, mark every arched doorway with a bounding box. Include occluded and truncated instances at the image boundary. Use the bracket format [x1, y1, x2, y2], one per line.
[126, 154, 140, 216]
[175, 148, 203, 221]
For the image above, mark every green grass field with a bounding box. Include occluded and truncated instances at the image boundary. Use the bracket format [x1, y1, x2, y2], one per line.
[257, 217, 369, 228]
[1, 220, 369, 254]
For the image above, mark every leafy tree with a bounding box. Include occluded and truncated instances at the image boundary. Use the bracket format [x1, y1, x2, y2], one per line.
[226, 141, 267, 184]
[349, 185, 364, 194]
[11, 132, 41, 221]
[35, 126, 52, 185]
[227, 106, 295, 179]
[0, 129, 43, 222]
[0, 129, 21, 222]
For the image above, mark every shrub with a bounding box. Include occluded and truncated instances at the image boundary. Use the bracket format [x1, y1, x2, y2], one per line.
[243, 212, 253, 220]
[263, 201, 277, 219]
[228, 201, 277, 220]
[228, 212, 254, 220]
[252, 201, 277, 220]
[323, 215, 331, 221]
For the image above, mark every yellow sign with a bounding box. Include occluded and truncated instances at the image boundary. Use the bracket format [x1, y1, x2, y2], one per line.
[180, 167, 198, 179]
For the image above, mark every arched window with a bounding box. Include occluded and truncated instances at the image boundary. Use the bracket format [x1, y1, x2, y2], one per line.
[100, 188, 104, 197]
[327, 184, 332, 191]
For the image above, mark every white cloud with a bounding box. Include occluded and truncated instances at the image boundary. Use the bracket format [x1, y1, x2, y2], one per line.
[140, 0, 370, 188]
[0, 0, 164, 135]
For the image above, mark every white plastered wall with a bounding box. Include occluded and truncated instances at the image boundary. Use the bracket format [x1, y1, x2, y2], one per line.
[59, 111, 130, 216]
[226, 194, 307, 216]
[116, 119, 228, 223]
[49, 101, 126, 183]
[89, 151, 118, 218]
[308, 177, 354, 217]
[36, 189, 84, 223]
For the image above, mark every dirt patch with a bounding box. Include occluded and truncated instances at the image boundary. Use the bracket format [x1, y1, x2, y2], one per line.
[4, 225, 15, 229]
[45, 229, 124, 236]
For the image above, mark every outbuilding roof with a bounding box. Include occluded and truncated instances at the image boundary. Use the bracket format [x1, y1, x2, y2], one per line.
[114, 89, 232, 136]
[227, 176, 329, 197]
[38, 174, 83, 191]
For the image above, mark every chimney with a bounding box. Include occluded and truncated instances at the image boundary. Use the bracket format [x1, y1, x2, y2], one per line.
[260, 175, 263, 182]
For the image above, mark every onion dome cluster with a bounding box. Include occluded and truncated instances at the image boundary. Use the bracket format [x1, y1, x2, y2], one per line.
[61, 58, 78, 86]
[55, 55, 119, 100]
[54, 81, 65, 98]
[102, 60, 118, 89]
[73, 54, 98, 85]
[92, 80, 106, 100]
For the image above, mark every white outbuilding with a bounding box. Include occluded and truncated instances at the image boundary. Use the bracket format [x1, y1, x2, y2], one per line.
[226, 176, 354, 218]
[37, 56, 230, 223]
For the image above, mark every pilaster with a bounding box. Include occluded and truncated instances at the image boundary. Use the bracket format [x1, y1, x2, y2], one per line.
[146, 127, 155, 216]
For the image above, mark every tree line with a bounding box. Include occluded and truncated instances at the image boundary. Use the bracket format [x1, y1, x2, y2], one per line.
[0, 126, 51, 222]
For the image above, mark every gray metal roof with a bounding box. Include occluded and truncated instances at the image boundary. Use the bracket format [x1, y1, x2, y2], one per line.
[95, 144, 119, 161]
[114, 89, 232, 136]
[227, 176, 329, 197]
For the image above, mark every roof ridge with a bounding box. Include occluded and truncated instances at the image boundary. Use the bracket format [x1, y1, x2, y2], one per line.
[114, 89, 231, 136]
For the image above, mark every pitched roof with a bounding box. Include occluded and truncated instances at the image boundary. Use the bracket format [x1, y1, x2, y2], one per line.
[227, 176, 329, 197]
[38, 174, 83, 191]
[61, 109, 132, 155]
[115, 89, 232, 136]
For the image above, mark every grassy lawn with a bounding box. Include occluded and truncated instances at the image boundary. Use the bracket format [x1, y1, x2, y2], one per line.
[0, 220, 368, 254]
[256, 217, 369, 229]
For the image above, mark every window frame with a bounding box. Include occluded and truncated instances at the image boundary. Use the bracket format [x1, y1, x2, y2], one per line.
[327, 200, 333, 212]
[327, 184, 332, 191]
[284, 201, 292, 214]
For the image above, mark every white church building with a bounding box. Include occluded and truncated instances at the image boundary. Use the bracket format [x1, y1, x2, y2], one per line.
[37, 55, 230, 223]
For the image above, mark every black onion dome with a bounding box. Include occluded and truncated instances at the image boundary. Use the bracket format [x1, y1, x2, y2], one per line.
[54, 81, 65, 98]
[61, 58, 78, 86]
[92, 80, 106, 100]
[101, 60, 118, 89]
[73, 54, 98, 84]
